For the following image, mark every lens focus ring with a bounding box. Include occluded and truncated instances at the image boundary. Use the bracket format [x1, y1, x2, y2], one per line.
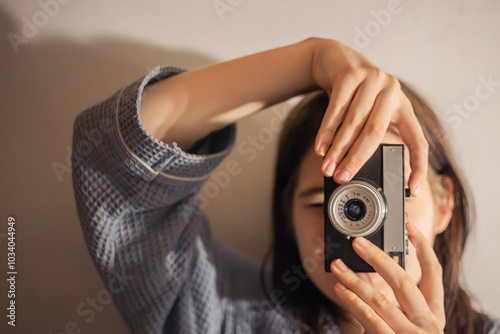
[327, 180, 387, 237]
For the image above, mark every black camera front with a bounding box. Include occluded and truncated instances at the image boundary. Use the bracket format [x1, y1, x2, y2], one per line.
[324, 144, 408, 272]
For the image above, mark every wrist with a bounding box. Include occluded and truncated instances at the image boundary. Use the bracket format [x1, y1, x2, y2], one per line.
[304, 37, 342, 90]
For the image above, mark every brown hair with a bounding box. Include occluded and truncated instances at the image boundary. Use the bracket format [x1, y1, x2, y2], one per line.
[265, 83, 492, 333]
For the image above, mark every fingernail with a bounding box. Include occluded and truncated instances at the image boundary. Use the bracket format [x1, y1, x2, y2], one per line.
[333, 259, 348, 272]
[407, 221, 419, 234]
[323, 161, 335, 177]
[412, 183, 422, 197]
[336, 282, 347, 291]
[355, 237, 370, 249]
[318, 143, 328, 157]
[335, 170, 350, 183]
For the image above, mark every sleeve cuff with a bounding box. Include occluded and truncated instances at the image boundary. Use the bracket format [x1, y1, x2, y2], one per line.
[116, 66, 236, 182]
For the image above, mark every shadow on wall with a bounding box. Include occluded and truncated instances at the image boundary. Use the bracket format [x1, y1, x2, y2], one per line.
[0, 6, 226, 333]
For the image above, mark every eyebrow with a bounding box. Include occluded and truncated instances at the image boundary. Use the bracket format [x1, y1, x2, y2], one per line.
[298, 187, 324, 199]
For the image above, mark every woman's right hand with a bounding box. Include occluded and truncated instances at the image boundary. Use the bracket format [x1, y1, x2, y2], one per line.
[331, 223, 446, 333]
[309, 38, 428, 197]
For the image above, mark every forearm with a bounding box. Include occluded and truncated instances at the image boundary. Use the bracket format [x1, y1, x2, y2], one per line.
[140, 38, 319, 150]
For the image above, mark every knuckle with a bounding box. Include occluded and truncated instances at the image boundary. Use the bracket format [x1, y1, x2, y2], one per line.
[343, 66, 362, 82]
[411, 311, 442, 332]
[323, 100, 344, 119]
[408, 311, 425, 326]
[361, 307, 379, 322]
[414, 137, 429, 152]
[327, 103, 344, 115]
[370, 67, 384, 79]
[370, 248, 387, 263]
[327, 146, 344, 159]
[368, 122, 387, 141]
[372, 293, 391, 309]
[346, 275, 361, 287]
[386, 75, 401, 90]
[428, 298, 445, 316]
[320, 127, 335, 136]
[345, 293, 358, 304]
[343, 65, 356, 76]
[410, 138, 429, 157]
[352, 111, 368, 127]
[349, 155, 364, 170]
[397, 275, 416, 290]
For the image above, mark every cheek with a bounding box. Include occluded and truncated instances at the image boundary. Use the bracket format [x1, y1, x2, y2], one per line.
[292, 205, 324, 263]
[405, 180, 437, 241]
[292, 203, 342, 304]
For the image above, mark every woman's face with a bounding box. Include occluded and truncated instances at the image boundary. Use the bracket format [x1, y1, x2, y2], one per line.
[291, 128, 449, 309]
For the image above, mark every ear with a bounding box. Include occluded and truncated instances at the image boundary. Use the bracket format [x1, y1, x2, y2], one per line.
[434, 175, 455, 234]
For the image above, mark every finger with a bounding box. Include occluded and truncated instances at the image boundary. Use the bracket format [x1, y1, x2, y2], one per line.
[333, 83, 397, 184]
[331, 259, 415, 333]
[315, 71, 362, 160]
[352, 237, 430, 318]
[407, 222, 446, 324]
[393, 95, 429, 197]
[333, 282, 396, 334]
[321, 76, 382, 177]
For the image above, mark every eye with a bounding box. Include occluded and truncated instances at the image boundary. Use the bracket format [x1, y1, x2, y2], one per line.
[309, 203, 324, 208]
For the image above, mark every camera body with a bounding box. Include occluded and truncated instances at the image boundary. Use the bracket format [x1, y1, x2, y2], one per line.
[324, 144, 408, 272]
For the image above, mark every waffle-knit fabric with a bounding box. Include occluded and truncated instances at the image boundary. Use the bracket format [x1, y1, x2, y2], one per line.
[71, 66, 336, 334]
[71, 67, 500, 334]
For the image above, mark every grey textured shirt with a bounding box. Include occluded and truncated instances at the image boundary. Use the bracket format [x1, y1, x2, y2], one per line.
[72, 67, 500, 334]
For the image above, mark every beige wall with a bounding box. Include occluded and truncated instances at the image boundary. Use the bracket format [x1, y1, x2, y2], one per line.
[0, 0, 499, 332]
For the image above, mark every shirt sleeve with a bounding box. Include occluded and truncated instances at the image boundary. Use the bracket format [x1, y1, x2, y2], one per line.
[71, 66, 236, 333]
[488, 318, 500, 334]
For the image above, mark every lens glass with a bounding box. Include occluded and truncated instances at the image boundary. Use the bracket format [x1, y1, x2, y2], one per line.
[344, 199, 366, 221]
[328, 180, 387, 237]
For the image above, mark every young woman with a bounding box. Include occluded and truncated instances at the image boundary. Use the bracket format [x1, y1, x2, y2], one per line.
[72, 37, 498, 333]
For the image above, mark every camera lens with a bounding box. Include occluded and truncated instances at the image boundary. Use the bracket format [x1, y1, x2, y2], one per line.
[344, 199, 367, 221]
[327, 180, 387, 237]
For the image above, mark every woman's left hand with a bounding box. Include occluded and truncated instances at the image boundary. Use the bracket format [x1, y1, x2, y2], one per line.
[330, 222, 446, 333]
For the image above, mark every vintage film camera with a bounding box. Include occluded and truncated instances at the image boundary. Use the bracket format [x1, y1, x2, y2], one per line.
[324, 144, 410, 272]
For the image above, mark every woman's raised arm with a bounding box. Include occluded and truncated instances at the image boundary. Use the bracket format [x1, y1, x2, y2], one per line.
[140, 37, 428, 195]
[140, 38, 317, 150]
